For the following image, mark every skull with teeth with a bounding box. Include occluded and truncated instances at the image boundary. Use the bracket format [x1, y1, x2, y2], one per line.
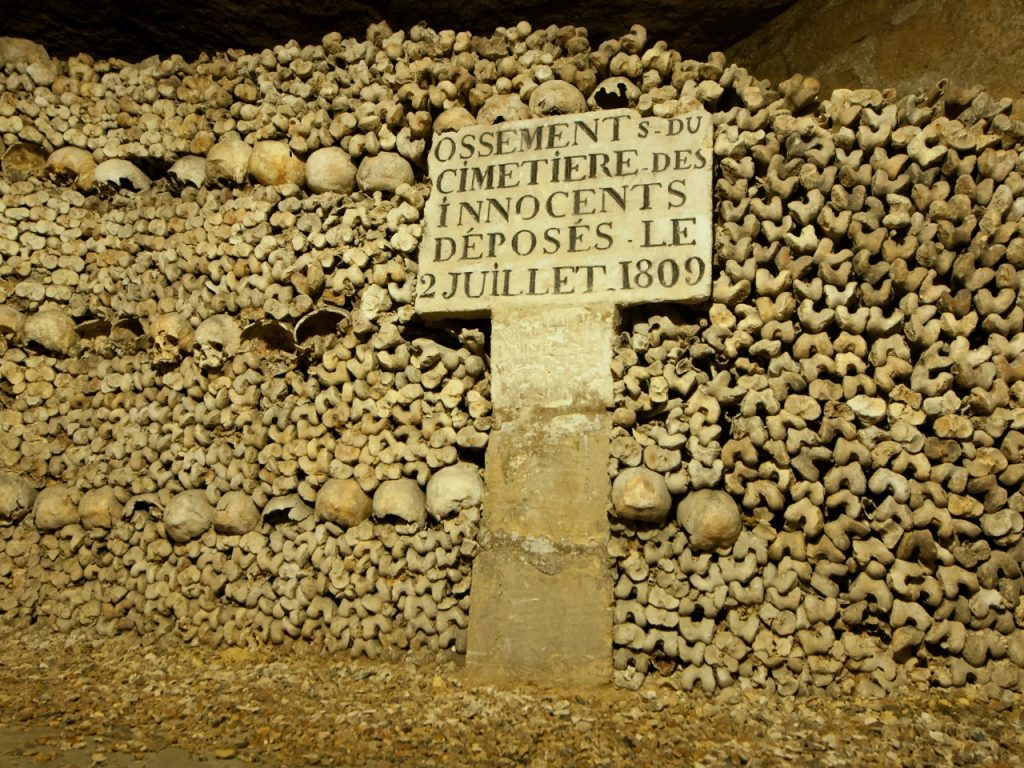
[193, 314, 242, 370]
[149, 312, 195, 365]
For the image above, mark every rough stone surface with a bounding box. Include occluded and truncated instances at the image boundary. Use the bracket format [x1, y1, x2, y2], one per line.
[729, 0, 1024, 113]
[470, 305, 614, 686]
[0, 2, 794, 61]
[490, 305, 616, 413]
[467, 547, 612, 687]
[485, 415, 611, 543]
[2, 628, 1021, 767]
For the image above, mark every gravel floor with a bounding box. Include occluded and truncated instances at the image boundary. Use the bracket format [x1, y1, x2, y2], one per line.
[1, 627, 1022, 767]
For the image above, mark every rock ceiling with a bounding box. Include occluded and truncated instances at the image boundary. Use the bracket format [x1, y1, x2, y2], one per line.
[6, 0, 794, 61]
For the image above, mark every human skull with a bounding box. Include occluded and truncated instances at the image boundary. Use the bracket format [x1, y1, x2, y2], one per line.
[93, 158, 152, 195]
[372, 478, 426, 533]
[529, 80, 587, 117]
[46, 146, 97, 190]
[611, 467, 671, 523]
[0, 472, 36, 526]
[78, 486, 121, 529]
[34, 484, 79, 531]
[149, 312, 195, 365]
[193, 314, 241, 370]
[262, 494, 313, 525]
[355, 152, 415, 194]
[426, 464, 484, 519]
[164, 489, 213, 543]
[167, 155, 207, 194]
[0, 306, 25, 345]
[248, 140, 306, 187]
[433, 106, 476, 134]
[306, 147, 357, 194]
[214, 490, 260, 535]
[205, 138, 252, 187]
[588, 77, 642, 110]
[677, 489, 742, 552]
[315, 478, 372, 528]
[477, 93, 531, 125]
[23, 308, 78, 356]
[2, 142, 47, 181]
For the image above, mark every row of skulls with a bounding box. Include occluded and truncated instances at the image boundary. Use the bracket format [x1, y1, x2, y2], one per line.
[151, 312, 240, 369]
[21, 77, 648, 196]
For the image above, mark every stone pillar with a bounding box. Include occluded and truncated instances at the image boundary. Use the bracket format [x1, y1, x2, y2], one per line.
[466, 304, 614, 686]
[416, 108, 712, 685]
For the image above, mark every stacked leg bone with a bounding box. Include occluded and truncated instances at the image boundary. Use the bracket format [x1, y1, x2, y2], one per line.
[609, 64, 1024, 696]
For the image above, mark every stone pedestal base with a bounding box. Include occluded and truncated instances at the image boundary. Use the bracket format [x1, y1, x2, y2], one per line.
[466, 546, 611, 686]
[466, 305, 614, 686]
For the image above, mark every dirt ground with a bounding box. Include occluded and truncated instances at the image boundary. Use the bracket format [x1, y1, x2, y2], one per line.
[1, 627, 1022, 767]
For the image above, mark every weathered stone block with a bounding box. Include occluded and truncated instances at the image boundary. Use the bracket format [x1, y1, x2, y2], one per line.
[490, 304, 616, 413]
[467, 544, 612, 687]
[484, 413, 610, 545]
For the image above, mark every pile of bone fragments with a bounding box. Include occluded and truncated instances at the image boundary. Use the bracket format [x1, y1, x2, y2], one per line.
[1, 20, 1024, 696]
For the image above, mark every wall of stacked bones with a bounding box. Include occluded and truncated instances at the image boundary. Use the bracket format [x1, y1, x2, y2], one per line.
[1, 21, 1023, 696]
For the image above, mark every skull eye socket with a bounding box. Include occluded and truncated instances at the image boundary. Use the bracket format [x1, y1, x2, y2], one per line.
[593, 83, 631, 109]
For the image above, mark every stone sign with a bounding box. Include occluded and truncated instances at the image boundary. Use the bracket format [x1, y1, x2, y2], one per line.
[416, 106, 713, 687]
[416, 107, 712, 316]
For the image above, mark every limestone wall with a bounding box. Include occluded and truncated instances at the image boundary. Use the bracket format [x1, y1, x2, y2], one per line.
[728, 0, 1024, 115]
[1, 21, 1024, 696]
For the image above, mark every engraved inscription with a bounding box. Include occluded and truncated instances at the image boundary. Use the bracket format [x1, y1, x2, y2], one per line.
[416, 107, 713, 316]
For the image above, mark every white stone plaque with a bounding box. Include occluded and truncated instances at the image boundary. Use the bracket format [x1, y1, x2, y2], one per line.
[415, 107, 712, 317]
